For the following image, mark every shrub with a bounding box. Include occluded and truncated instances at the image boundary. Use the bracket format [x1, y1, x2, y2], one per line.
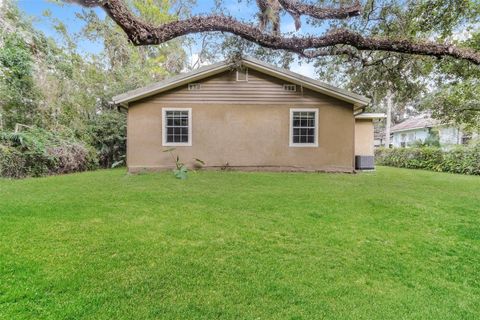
[0, 127, 98, 178]
[441, 144, 480, 175]
[375, 144, 480, 175]
[47, 143, 98, 174]
[85, 110, 127, 168]
[0, 145, 26, 178]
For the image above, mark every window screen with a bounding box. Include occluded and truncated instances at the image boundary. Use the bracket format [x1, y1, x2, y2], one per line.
[292, 111, 316, 144]
[165, 110, 189, 143]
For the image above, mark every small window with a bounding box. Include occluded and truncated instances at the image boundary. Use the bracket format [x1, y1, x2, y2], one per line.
[162, 108, 192, 146]
[236, 68, 248, 81]
[290, 109, 318, 147]
[188, 83, 201, 90]
[283, 84, 296, 92]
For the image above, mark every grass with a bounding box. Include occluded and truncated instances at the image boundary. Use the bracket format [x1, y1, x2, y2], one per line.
[0, 167, 479, 320]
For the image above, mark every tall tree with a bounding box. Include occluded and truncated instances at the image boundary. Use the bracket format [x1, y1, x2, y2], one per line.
[43, 0, 186, 129]
[0, 2, 42, 129]
[0, 0, 188, 131]
[65, 0, 480, 65]
[419, 29, 480, 129]
[310, 0, 479, 137]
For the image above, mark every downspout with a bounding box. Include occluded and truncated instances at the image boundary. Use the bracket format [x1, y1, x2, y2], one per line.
[352, 106, 356, 172]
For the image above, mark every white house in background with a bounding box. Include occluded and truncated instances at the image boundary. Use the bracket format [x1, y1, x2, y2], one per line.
[391, 114, 470, 148]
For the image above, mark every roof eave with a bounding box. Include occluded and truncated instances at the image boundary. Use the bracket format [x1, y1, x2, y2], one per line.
[355, 113, 387, 120]
[112, 62, 231, 105]
[391, 126, 432, 133]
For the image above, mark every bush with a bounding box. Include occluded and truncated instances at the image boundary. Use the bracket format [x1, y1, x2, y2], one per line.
[441, 144, 480, 175]
[0, 145, 26, 178]
[0, 127, 98, 178]
[47, 143, 98, 174]
[85, 110, 127, 168]
[375, 144, 480, 175]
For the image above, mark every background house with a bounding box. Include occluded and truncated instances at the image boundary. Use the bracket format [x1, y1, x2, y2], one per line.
[391, 114, 471, 148]
[374, 125, 386, 148]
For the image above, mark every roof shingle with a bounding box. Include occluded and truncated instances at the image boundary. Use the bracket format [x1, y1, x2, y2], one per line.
[391, 115, 440, 132]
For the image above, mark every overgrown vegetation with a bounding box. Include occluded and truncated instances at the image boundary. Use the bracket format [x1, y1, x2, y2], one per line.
[0, 109, 127, 178]
[0, 0, 187, 178]
[0, 128, 97, 178]
[86, 110, 127, 168]
[375, 144, 480, 175]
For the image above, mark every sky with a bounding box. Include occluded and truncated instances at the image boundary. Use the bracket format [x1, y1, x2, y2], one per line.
[17, 0, 318, 77]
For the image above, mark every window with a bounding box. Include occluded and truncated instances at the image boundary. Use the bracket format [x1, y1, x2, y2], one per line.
[162, 108, 192, 146]
[283, 84, 296, 92]
[236, 68, 248, 81]
[289, 109, 318, 147]
[188, 83, 201, 90]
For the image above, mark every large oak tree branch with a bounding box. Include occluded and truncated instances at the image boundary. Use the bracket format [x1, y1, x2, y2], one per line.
[66, 0, 480, 65]
[278, 0, 361, 19]
[278, 0, 361, 30]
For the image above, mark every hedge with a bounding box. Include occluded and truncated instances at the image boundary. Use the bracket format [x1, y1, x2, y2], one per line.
[0, 128, 98, 179]
[375, 144, 480, 175]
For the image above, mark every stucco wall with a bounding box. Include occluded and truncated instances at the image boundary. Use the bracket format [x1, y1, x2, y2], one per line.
[355, 119, 374, 156]
[127, 70, 356, 172]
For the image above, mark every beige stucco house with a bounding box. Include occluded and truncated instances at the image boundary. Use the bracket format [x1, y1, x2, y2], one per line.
[113, 57, 383, 173]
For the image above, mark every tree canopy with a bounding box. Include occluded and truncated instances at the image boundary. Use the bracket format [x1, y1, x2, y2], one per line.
[66, 0, 480, 65]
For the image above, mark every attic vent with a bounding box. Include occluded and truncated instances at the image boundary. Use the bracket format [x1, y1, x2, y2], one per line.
[283, 84, 296, 92]
[236, 68, 248, 81]
[188, 83, 201, 90]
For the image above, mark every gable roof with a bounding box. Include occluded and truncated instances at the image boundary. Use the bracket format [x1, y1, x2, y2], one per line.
[112, 57, 370, 108]
[391, 114, 440, 133]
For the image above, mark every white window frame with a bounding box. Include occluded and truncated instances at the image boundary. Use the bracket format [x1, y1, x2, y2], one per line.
[236, 68, 248, 81]
[162, 107, 192, 147]
[289, 108, 319, 147]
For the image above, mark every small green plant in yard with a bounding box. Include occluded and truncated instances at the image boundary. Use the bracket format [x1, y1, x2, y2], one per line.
[162, 147, 204, 179]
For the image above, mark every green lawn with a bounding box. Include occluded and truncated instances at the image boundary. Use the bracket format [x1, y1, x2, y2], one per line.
[1, 167, 479, 320]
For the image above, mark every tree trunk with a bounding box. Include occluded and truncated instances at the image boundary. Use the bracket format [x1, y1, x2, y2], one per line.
[385, 91, 393, 148]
